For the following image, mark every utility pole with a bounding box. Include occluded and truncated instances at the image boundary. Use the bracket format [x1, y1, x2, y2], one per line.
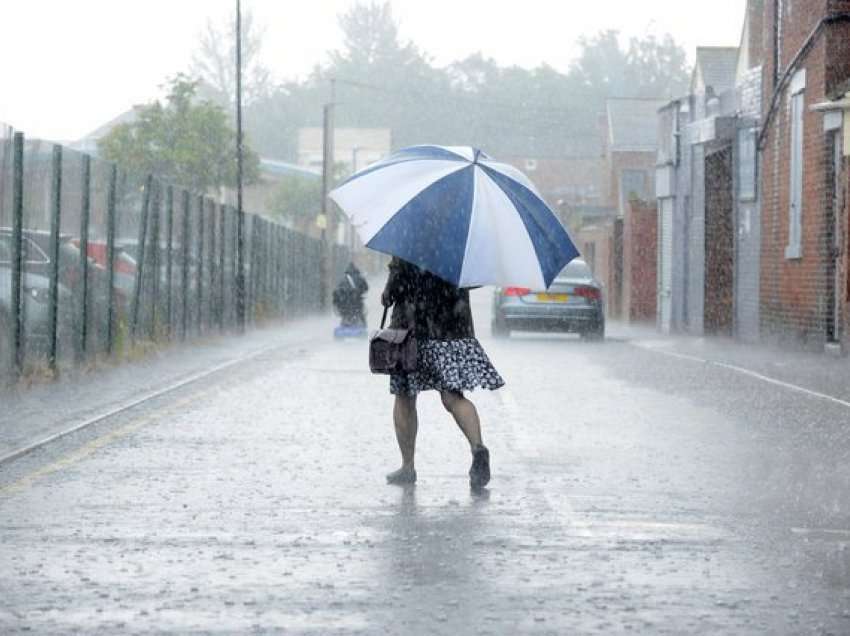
[235, 0, 246, 331]
[319, 78, 336, 312]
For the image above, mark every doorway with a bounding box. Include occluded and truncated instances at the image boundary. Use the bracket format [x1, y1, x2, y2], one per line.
[704, 147, 734, 336]
[826, 130, 843, 343]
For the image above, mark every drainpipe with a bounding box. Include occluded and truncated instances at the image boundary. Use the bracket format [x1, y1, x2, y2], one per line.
[758, 13, 850, 148]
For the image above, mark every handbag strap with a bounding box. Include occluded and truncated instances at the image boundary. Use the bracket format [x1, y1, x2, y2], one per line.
[381, 305, 389, 329]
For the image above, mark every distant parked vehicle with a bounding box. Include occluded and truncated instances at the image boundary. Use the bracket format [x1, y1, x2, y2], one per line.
[0, 228, 107, 300]
[0, 228, 111, 338]
[0, 234, 73, 357]
[491, 258, 605, 340]
[75, 239, 136, 313]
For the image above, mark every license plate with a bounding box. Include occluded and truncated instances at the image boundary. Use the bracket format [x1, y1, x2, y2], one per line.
[536, 293, 568, 302]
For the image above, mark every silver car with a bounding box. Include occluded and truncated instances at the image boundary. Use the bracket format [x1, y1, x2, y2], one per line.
[491, 259, 605, 340]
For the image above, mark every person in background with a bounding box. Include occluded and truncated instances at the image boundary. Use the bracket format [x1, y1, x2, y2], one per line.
[333, 262, 369, 327]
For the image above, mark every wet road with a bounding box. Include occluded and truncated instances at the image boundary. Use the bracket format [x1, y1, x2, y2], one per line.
[2, 296, 850, 634]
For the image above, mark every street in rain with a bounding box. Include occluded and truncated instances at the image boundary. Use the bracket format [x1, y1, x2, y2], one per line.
[2, 1, 850, 634]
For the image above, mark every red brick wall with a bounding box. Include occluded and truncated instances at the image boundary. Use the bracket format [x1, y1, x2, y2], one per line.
[843, 155, 850, 346]
[760, 2, 850, 347]
[825, 18, 850, 97]
[622, 199, 658, 323]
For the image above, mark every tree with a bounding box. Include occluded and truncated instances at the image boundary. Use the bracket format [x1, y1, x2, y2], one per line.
[625, 34, 690, 99]
[243, 2, 691, 163]
[569, 30, 690, 100]
[266, 175, 322, 227]
[99, 75, 259, 194]
[569, 31, 631, 97]
[190, 9, 272, 108]
[329, 1, 429, 73]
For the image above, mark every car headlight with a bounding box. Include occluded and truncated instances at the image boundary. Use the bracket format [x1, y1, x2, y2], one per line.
[25, 287, 50, 304]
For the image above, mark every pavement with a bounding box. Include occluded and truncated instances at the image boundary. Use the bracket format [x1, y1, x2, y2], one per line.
[1, 290, 850, 634]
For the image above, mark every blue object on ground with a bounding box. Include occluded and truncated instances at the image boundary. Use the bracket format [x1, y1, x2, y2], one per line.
[334, 325, 368, 339]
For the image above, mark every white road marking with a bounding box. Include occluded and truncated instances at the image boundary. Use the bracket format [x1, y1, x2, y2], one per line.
[632, 343, 850, 411]
[496, 387, 593, 538]
[790, 527, 850, 538]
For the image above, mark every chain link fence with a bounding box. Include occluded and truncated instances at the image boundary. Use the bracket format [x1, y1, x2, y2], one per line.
[0, 125, 348, 383]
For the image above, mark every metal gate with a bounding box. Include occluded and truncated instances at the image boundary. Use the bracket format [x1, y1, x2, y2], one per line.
[658, 199, 674, 332]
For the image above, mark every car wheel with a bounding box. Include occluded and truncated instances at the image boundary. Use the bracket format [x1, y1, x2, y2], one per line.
[491, 316, 510, 339]
[581, 321, 605, 342]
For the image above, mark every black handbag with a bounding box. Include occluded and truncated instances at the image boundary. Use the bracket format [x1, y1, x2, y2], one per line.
[369, 306, 417, 375]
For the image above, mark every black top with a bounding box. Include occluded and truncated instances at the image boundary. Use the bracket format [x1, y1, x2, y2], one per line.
[381, 257, 475, 340]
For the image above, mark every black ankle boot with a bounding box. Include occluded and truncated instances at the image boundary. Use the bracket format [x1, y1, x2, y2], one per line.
[469, 445, 490, 489]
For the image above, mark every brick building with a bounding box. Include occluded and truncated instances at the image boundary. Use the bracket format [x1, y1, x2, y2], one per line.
[758, 0, 850, 349]
[655, 5, 768, 340]
[622, 198, 658, 322]
[598, 98, 665, 320]
[500, 155, 607, 231]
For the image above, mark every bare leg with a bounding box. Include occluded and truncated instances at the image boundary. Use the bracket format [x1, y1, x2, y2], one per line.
[440, 391, 483, 449]
[441, 391, 490, 488]
[388, 394, 418, 484]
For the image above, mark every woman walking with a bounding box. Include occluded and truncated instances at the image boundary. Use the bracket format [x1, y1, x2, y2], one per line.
[381, 256, 504, 489]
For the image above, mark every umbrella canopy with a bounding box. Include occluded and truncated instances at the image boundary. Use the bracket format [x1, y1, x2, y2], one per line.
[328, 145, 580, 289]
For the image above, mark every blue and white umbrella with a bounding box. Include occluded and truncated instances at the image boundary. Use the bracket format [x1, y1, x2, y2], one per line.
[329, 145, 579, 289]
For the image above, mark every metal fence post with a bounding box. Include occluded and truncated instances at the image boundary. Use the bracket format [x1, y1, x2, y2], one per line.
[196, 195, 204, 332]
[250, 217, 259, 323]
[76, 154, 91, 362]
[47, 145, 62, 371]
[231, 206, 239, 327]
[218, 203, 226, 331]
[149, 183, 161, 339]
[105, 164, 117, 355]
[181, 190, 190, 341]
[255, 218, 264, 318]
[165, 185, 174, 340]
[208, 199, 217, 327]
[274, 225, 282, 318]
[282, 228, 290, 320]
[10, 132, 24, 377]
[284, 229, 292, 318]
[130, 175, 152, 340]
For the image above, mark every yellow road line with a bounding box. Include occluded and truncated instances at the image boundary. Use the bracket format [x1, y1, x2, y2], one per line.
[0, 393, 201, 497]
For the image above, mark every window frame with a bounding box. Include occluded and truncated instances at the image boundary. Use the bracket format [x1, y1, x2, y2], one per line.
[786, 70, 806, 260]
[737, 127, 758, 202]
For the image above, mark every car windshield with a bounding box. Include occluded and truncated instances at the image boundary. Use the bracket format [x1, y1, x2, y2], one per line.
[556, 260, 592, 281]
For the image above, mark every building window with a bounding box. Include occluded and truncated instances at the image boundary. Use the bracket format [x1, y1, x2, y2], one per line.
[786, 71, 805, 259]
[737, 128, 758, 201]
[620, 169, 648, 212]
[524, 158, 537, 172]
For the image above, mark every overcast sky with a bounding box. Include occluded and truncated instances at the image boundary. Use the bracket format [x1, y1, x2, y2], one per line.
[0, 0, 746, 142]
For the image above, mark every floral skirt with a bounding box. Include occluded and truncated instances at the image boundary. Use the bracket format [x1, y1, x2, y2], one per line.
[390, 338, 505, 396]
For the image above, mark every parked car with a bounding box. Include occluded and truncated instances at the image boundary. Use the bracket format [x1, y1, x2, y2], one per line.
[0, 235, 73, 358]
[75, 239, 136, 313]
[116, 238, 200, 288]
[491, 258, 605, 340]
[0, 228, 109, 301]
[0, 228, 112, 339]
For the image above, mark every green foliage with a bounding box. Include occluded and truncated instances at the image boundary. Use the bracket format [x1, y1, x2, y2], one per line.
[190, 10, 272, 108]
[244, 1, 692, 160]
[99, 75, 260, 193]
[266, 175, 322, 223]
[570, 30, 690, 100]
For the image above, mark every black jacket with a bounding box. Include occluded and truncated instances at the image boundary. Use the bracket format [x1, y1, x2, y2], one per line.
[381, 257, 475, 340]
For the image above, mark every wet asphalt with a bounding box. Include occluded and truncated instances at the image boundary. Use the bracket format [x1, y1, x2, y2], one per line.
[1, 295, 850, 634]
